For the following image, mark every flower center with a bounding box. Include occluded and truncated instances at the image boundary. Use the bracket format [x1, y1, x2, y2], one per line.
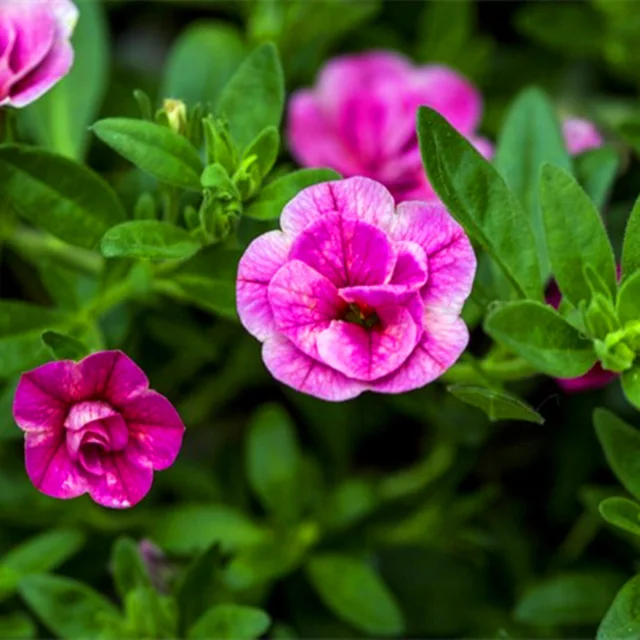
[64, 401, 129, 476]
[342, 302, 381, 329]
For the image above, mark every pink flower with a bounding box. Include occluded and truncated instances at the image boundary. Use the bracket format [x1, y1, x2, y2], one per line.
[13, 351, 185, 509]
[562, 117, 604, 155]
[236, 176, 476, 401]
[287, 51, 491, 203]
[0, 0, 78, 108]
[546, 282, 616, 393]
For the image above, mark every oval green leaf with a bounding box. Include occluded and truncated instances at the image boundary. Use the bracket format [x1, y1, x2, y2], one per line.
[484, 300, 596, 377]
[101, 221, 201, 261]
[599, 496, 640, 537]
[188, 605, 270, 640]
[417, 106, 542, 300]
[91, 118, 203, 191]
[0, 145, 125, 249]
[305, 554, 404, 636]
[598, 573, 640, 640]
[447, 384, 544, 424]
[594, 408, 640, 502]
[622, 195, 640, 280]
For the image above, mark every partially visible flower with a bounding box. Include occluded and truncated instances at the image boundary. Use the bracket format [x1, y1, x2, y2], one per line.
[0, 0, 79, 108]
[287, 51, 491, 203]
[236, 176, 476, 401]
[546, 282, 616, 393]
[13, 351, 185, 508]
[562, 117, 604, 155]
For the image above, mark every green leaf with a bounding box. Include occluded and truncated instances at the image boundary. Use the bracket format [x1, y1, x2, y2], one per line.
[622, 368, 640, 411]
[200, 163, 239, 197]
[217, 43, 285, 150]
[123, 588, 177, 639]
[18, 574, 123, 639]
[41, 330, 89, 361]
[575, 147, 620, 210]
[150, 505, 267, 555]
[244, 168, 340, 220]
[598, 573, 640, 640]
[417, 106, 542, 299]
[101, 221, 201, 261]
[0, 613, 37, 639]
[599, 497, 640, 536]
[110, 538, 153, 602]
[514, 571, 624, 626]
[245, 404, 303, 523]
[0, 529, 85, 601]
[594, 409, 640, 501]
[91, 118, 203, 191]
[484, 300, 596, 377]
[162, 21, 246, 106]
[0, 145, 125, 249]
[617, 270, 640, 326]
[22, 0, 109, 160]
[305, 554, 405, 636]
[540, 164, 616, 306]
[622, 196, 640, 280]
[176, 545, 223, 635]
[188, 605, 270, 640]
[495, 87, 571, 280]
[0, 302, 70, 379]
[158, 247, 240, 319]
[242, 126, 280, 181]
[447, 384, 544, 424]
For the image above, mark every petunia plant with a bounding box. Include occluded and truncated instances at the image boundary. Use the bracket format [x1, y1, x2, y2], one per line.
[4, 0, 640, 638]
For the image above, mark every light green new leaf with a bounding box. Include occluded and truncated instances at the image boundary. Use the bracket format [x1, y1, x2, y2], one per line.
[447, 384, 544, 424]
[514, 571, 624, 627]
[243, 127, 280, 181]
[484, 300, 596, 377]
[306, 554, 404, 636]
[621, 368, 640, 411]
[598, 573, 640, 640]
[19, 575, 123, 639]
[244, 168, 341, 220]
[594, 408, 640, 501]
[622, 196, 640, 280]
[0, 145, 125, 249]
[92, 119, 203, 191]
[162, 21, 246, 106]
[245, 404, 303, 523]
[217, 43, 285, 150]
[495, 87, 571, 280]
[0, 302, 70, 379]
[188, 605, 270, 640]
[101, 221, 201, 261]
[599, 497, 640, 537]
[540, 164, 616, 306]
[23, 0, 108, 160]
[617, 270, 640, 325]
[417, 106, 542, 299]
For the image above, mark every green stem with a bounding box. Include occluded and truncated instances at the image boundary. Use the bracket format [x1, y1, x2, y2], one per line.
[5, 226, 103, 275]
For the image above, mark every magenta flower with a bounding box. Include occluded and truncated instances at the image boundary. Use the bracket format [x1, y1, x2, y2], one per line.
[546, 282, 616, 393]
[562, 117, 604, 155]
[287, 51, 491, 203]
[236, 177, 476, 401]
[0, 0, 78, 108]
[13, 351, 185, 509]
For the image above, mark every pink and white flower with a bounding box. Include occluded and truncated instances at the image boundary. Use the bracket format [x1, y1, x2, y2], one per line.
[236, 177, 476, 401]
[0, 0, 78, 108]
[13, 350, 185, 508]
[287, 51, 491, 203]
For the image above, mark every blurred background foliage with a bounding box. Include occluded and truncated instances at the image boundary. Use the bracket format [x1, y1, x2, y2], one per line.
[3, 0, 640, 638]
